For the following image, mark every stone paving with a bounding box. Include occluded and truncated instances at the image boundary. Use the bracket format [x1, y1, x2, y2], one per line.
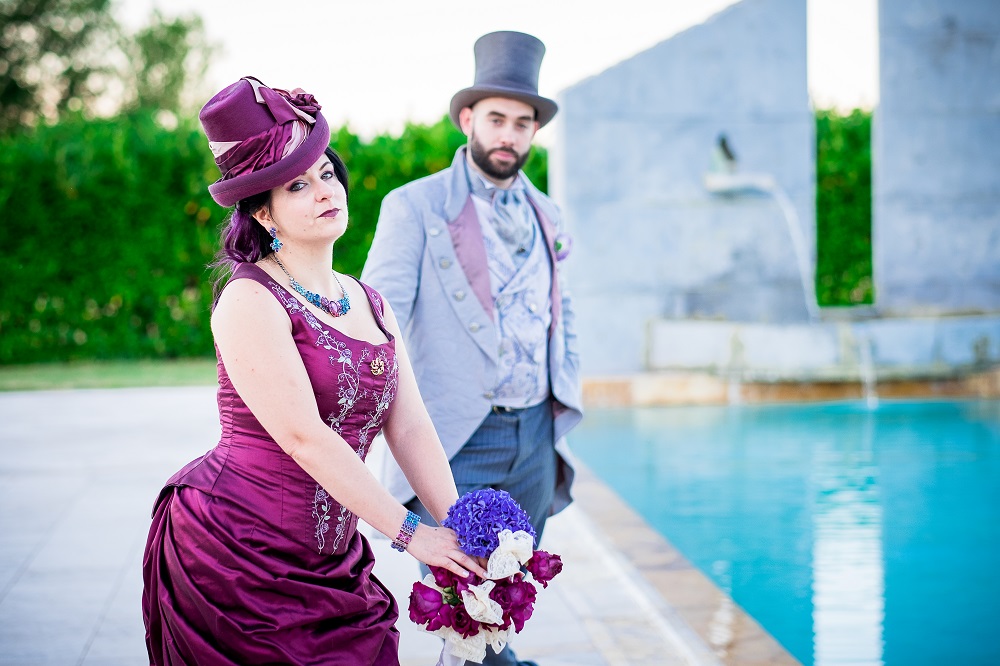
[0, 386, 773, 665]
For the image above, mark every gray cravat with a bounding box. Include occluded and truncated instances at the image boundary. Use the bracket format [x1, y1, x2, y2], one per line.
[468, 170, 536, 262]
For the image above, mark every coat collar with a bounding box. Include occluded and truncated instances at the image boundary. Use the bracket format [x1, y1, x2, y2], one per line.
[444, 146, 557, 224]
[444, 145, 562, 334]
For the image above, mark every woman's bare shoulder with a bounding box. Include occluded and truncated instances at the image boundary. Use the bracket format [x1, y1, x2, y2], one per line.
[212, 273, 288, 335]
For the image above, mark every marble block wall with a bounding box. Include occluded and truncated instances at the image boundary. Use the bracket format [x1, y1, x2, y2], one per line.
[552, 0, 814, 375]
[875, 0, 1000, 315]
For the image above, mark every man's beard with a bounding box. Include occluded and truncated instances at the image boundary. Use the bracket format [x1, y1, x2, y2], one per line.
[469, 131, 530, 181]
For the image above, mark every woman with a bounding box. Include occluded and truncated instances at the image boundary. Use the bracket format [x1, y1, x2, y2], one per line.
[142, 76, 486, 665]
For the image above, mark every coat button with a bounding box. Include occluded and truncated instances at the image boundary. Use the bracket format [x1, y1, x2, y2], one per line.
[469, 322, 481, 332]
[454, 290, 466, 301]
[484, 391, 494, 400]
[429, 227, 441, 237]
[528, 302, 538, 313]
[439, 258, 452, 269]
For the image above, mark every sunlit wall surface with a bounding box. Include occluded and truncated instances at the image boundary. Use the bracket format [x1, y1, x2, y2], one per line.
[555, 0, 814, 374]
[874, 0, 1000, 314]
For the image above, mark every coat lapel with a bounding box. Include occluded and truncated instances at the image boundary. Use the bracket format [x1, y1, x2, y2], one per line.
[448, 197, 493, 318]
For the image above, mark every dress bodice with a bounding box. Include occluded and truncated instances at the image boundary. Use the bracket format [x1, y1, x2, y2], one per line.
[166, 262, 399, 556]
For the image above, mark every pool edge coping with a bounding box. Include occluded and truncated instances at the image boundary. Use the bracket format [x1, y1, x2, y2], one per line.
[570, 461, 803, 665]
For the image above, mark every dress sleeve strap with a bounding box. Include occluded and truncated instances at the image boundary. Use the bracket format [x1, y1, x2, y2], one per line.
[354, 278, 394, 341]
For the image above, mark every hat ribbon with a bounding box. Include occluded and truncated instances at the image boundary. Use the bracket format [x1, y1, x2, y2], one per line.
[245, 76, 321, 126]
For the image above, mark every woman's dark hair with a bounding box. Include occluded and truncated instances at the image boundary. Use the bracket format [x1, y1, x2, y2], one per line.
[210, 147, 349, 300]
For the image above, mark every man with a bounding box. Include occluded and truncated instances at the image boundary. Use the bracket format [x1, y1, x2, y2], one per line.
[362, 31, 582, 666]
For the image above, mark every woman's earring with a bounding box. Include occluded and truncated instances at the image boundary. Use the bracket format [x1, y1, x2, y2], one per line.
[269, 227, 282, 253]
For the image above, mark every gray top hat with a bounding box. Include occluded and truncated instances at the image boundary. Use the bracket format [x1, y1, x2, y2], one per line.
[450, 31, 558, 129]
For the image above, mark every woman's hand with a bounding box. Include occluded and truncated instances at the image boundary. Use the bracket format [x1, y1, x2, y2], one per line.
[405, 525, 488, 579]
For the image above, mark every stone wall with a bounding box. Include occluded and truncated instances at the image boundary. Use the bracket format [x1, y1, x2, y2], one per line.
[874, 0, 1000, 315]
[553, 0, 813, 374]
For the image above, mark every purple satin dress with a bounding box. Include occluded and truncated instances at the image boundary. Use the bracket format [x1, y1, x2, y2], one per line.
[142, 263, 401, 665]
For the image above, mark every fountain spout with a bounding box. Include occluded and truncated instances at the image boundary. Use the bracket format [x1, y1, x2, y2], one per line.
[704, 170, 820, 322]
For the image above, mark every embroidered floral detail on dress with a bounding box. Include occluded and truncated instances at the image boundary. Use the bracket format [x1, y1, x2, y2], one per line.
[355, 348, 399, 460]
[312, 486, 332, 553]
[269, 278, 400, 555]
[329, 503, 354, 554]
[369, 290, 384, 321]
[270, 282, 339, 349]
[326, 344, 371, 434]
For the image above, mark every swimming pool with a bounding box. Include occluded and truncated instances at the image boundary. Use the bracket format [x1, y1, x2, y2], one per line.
[569, 399, 1000, 666]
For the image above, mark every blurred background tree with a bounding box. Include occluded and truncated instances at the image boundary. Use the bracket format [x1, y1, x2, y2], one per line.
[0, 0, 213, 133]
[0, 0, 119, 132]
[119, 9, 213, 115]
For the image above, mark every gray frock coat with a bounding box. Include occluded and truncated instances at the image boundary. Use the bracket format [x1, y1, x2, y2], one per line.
[361, 147, 583, 516]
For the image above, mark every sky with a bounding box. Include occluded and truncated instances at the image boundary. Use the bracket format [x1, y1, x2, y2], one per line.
[119, 0, 878, 144]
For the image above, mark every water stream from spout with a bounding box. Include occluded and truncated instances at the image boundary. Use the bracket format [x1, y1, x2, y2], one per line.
[768, 185, 821, 322]
[857, 334, 880, 409]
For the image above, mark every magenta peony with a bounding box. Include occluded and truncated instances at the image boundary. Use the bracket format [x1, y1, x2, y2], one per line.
[525, 550, 563, 588]
[427, 604, 456, 633]
[430, 564, 476, 597]
[409, 582, 445, 625]
[450, 604, 480, 639]
[496, 577, 536, 632]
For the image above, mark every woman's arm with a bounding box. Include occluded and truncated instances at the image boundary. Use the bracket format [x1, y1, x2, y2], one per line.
[212, 278, 483, 577]
[378, 298, 462, 525]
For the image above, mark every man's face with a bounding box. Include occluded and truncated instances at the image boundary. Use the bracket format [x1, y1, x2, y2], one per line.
[460, 97, 538, 183]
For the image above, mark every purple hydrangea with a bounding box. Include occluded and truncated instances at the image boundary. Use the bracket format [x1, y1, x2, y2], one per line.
[442, 489, 537, 558]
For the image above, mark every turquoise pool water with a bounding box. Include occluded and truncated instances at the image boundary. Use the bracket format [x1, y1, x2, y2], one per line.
[569, 400, 1000, 666]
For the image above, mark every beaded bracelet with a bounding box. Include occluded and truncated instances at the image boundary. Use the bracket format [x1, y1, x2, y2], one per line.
[391, 510, 421, 552]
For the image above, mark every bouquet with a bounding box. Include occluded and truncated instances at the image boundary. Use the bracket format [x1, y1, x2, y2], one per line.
[408, 489, 563, 664]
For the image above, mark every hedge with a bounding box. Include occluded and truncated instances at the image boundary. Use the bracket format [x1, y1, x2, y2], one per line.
[815, 108, 873, 306]
[2, 112, 546, 363]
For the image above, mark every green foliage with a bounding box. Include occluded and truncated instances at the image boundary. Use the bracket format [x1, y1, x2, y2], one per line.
[815, 108, 873, 306]
[3, 112, 548, 364]
[3, 111, 222, 363]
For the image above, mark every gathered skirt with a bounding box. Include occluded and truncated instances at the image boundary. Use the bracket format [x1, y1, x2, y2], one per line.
[142, 484, 400, 665]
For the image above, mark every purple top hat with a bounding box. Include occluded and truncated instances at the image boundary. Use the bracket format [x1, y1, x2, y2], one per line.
[450, 31, 558, 129]
[199, 76, 331, 207]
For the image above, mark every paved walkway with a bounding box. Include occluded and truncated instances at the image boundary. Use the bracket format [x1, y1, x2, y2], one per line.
[0, 386, 727, 665]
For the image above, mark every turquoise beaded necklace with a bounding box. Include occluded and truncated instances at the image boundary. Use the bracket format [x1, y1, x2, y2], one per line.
[272, 256, 351, 317]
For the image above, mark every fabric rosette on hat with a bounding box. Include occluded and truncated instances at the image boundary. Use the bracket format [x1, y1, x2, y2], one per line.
[408, 489, 563, 664]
